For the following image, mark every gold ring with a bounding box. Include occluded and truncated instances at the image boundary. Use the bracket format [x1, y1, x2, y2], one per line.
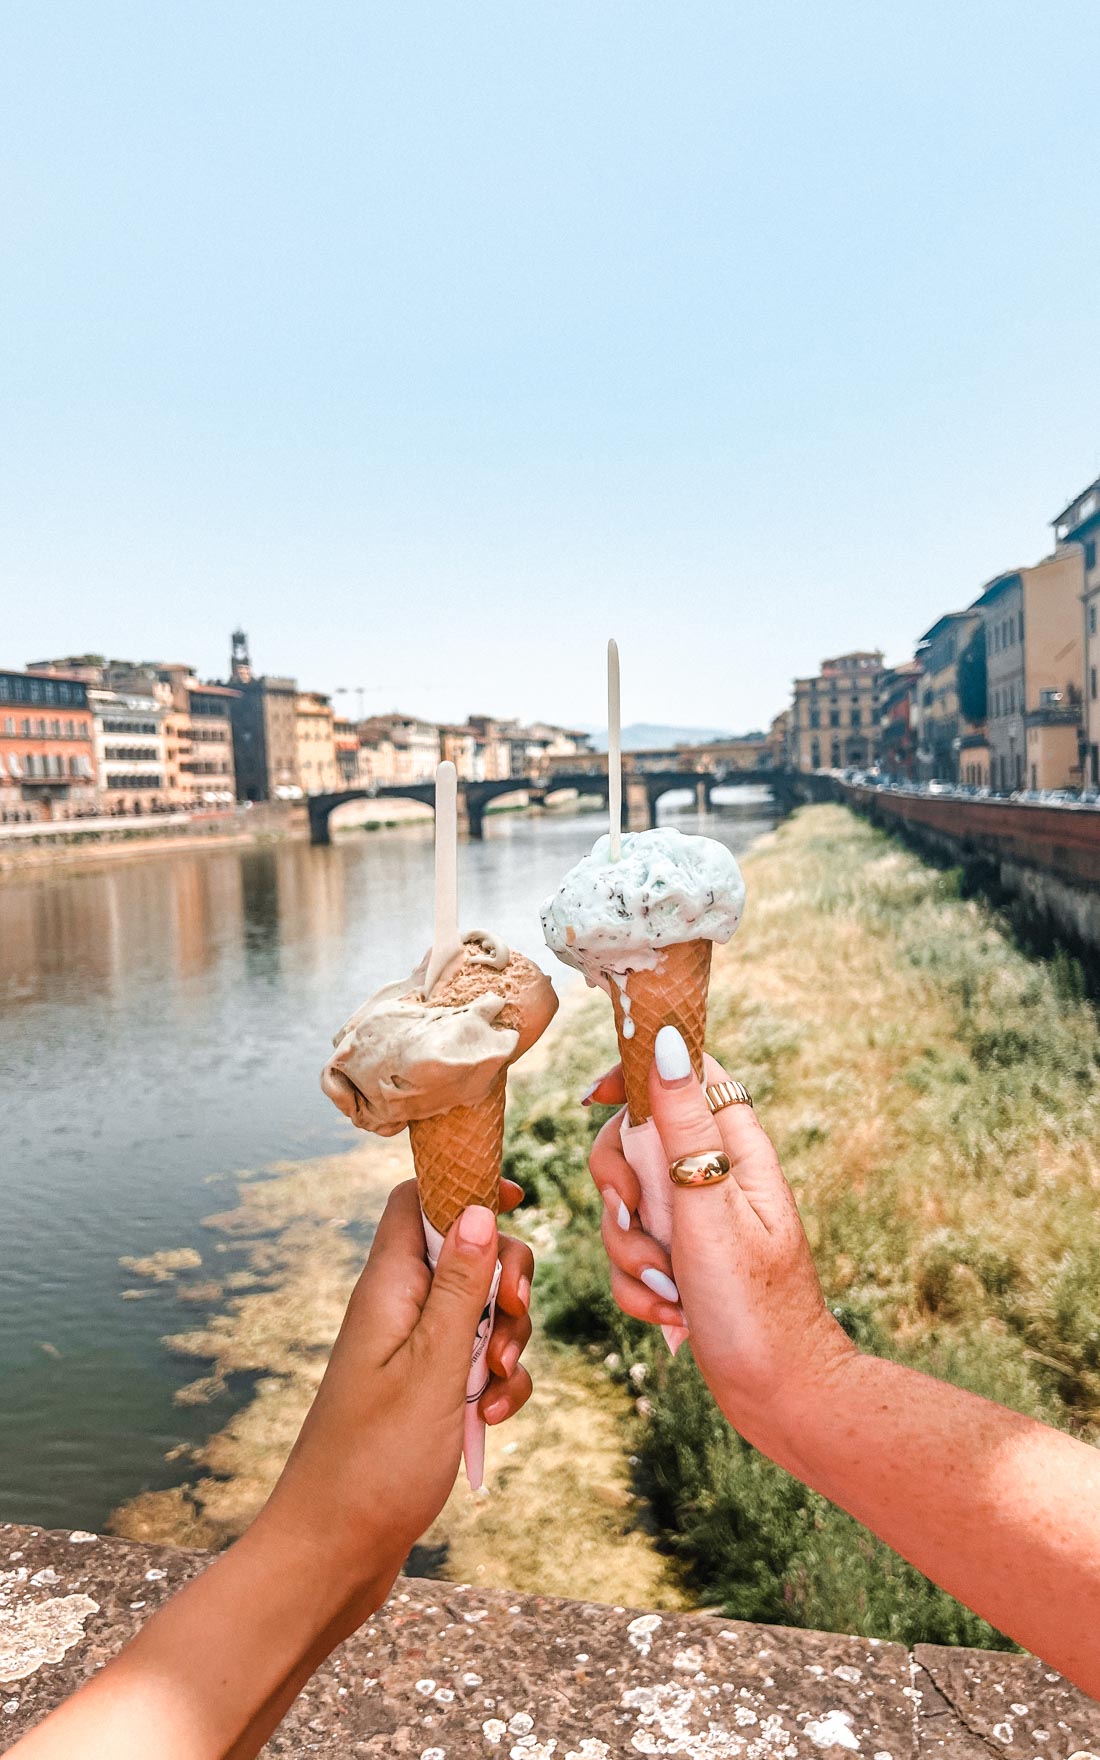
[705, 1080, 753, 1113]
[669, 1150, 731, 1188]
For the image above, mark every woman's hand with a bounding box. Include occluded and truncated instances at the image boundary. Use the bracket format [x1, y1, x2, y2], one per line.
[587, 1033, 852, 1444]
[262, 1177, 534, 1587]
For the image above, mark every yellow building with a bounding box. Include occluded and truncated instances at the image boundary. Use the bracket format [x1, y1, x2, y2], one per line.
[976, 551, 1085, 793]
[789, 652, 883, 771]
[295, 691, 340, 795]
[438, 725, 479, 780]
[1052, 478, 1100, 784]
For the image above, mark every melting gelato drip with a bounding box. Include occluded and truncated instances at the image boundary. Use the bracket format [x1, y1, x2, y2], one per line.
[321, 929, 558, 1135]
[540, 825, 746, 992]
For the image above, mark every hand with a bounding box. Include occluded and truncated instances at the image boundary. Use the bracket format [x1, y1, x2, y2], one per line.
[261, 1178, 533, 1589]
[587, 1036, 853, 1442]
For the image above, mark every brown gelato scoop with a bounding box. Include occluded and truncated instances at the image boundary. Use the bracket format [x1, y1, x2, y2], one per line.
[320, 930, 558, 1138]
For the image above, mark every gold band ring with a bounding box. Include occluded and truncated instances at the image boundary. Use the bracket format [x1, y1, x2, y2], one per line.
[669, 1150, 732, 1188]
[705, 1080, 753, 1113]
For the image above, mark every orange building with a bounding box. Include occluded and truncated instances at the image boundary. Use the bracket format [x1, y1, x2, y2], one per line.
[0, 669, 97, 821]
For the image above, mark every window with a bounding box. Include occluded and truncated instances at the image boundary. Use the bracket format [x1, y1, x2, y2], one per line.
[1087, 540, 1097, 571]
[851, 709, 861, 727]
[1092, 668, 1097, 702]
[65, 719, 74, 738]
[50, 719, 61, 737]
[21, 718, 30, 736]
[36, 719, 46, 737]
[1018, 610, 1024, 643]
[809, 710, 820, 729]
[1091, 605, 1098, 637]
[3, 716, 12, 735]
[829, 710, 840, 728]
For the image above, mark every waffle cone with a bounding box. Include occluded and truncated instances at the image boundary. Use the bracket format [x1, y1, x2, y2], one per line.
[408, 1071, 507, 1234]
[610, 938, 713, 1125]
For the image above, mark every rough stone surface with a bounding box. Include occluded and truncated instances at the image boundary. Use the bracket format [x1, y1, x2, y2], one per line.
[0, 1524, 1097, 1756]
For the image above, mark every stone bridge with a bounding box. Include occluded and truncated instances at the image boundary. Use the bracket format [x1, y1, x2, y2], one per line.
[307, 768, 792, 844]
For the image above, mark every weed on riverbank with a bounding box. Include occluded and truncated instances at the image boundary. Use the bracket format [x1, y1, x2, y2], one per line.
[509, 804, 1100, 1648]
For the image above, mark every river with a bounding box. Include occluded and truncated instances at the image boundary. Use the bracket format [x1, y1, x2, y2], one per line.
[0, 792, 776, 1533]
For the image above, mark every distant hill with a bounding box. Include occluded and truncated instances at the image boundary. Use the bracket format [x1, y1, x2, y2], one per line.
[584, 722, 758, 752]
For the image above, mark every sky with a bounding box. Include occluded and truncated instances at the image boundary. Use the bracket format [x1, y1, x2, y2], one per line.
[3, 2, 1099, 735]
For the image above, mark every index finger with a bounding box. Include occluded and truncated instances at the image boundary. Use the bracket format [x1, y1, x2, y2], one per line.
[588, 1106, 642, 1212]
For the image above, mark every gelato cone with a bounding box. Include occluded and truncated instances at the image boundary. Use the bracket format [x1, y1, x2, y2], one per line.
[610, 937, 712, 1126]
[541, 825, 745, 1128]
[321, 928, 558, 1488]
[409, 1074, 507, 1234]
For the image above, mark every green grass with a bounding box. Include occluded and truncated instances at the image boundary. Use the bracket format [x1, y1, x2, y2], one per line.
[506, 805, 1100, 1648]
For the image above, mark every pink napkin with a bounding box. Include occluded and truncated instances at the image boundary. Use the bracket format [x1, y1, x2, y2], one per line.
[621, 1117, 689, 1356]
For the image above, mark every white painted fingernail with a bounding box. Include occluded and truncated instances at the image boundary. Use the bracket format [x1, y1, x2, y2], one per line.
[602, 1187, 631, 1232]
[655, 1025, 692, 1083]
[641, 1266, 680, 1304]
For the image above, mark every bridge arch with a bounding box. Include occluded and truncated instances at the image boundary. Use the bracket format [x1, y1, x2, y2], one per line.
[308, 766, 791, 845]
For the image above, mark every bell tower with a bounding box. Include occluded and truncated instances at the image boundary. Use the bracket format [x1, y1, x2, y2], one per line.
[230, 628, 253, 685]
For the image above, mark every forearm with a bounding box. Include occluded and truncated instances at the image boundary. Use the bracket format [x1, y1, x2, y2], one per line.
[224, 1564, 399, 1760]
[745, 1352, 1100, 1693]
[11, 1514, 394, 1760]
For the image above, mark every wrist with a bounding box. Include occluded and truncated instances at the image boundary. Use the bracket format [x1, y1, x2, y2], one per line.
[722, 1314, 861, 1471]
[250, 1494, 402, 1623]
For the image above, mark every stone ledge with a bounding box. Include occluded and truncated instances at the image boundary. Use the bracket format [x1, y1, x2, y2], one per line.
[1, 1523, 1097, 1757]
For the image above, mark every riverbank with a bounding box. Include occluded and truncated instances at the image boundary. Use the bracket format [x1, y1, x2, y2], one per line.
[0, 798, 444, 876]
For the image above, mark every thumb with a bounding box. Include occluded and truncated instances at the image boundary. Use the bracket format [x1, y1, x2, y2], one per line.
[418, 1204, 499, 1382]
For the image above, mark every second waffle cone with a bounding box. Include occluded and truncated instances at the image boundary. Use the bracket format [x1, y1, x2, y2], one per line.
[408, 1071, 507, 1234]
[609, 938, 712, 1125]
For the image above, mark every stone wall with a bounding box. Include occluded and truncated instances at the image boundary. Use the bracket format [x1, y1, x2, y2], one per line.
[793, 780, 1100, 969]
[2, 1524, 1098, 1756]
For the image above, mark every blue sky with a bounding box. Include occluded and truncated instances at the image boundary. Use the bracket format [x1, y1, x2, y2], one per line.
[3, 2, 1098, 733]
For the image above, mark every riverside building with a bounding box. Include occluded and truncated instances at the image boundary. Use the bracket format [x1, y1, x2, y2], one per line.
[1052, 477, 1100, 785]
[88, 684, 169, 811]
[789, 651, 884, 772]
[334, 718, 361, 786]
[0, 669, 97, 821]
[295, 690, 340, 795]
[153, 668, 239, 807]
[914, 612, 983, 785]
[225, 630, 301, 801]
[975, 550, 1085, 793]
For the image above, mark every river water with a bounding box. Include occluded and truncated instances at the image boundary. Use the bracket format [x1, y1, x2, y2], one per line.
[0, 793, 775, 1532]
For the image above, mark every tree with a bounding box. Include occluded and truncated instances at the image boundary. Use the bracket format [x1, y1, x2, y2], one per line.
[958, 624, 988, 724]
